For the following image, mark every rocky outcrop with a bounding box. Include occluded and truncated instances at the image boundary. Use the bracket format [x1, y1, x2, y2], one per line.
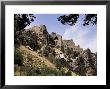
[14, 25, 97, 76]
[67, 48, 97, 76]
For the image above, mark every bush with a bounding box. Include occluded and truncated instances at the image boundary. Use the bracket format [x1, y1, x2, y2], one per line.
[14, 48, 23, 66]
[66, 70, 72, 76]
[73, 51, 80, 58]
[25, 66, 63, 76]
[55, 58, 67, 69]
[42, 46, 53, 57]
[48, 34, 55, 46]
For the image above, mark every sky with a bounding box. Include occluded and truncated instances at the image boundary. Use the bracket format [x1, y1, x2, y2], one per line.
[25, 14, 97, 53]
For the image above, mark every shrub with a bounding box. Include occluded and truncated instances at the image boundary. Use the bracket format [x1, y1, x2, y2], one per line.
[14, 48, 23, 66]
[27, 66, 63, 76]
[73, 51, 80, 58]
[55, 58, 67, 69]
[48, 34, 55, 45]
[66, 70, 72, 76]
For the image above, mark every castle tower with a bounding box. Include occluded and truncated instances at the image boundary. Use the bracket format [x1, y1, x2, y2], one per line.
[51, 32, 62, 49]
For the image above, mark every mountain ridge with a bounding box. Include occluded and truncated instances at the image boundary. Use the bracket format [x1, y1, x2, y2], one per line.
[14, 24, 97, 76]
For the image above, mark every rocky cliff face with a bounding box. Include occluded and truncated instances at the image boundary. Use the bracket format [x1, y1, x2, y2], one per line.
[14, 25, 97, 76]
[68, 49, 97, 76]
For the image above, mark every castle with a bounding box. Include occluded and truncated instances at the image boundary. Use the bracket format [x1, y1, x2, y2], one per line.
[50, 32, 83, 53]
[27, 25, 83, 53]
[15, 24, 97, 76]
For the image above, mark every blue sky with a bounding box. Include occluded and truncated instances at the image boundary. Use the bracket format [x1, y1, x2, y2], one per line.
[25, 14, 97, 52]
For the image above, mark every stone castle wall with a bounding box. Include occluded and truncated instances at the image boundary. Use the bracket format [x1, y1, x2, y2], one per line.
[51, 32, 62, 49]
[62, 39, 83, 53]
[51, 32, 83, 53]
[28, 25, 83, 53]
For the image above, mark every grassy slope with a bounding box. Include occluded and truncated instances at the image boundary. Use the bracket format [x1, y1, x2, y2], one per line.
[14, 45, 78, 76]
[19, 45, 56, 69]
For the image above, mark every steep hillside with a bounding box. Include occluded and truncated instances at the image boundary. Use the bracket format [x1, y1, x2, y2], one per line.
[19, 45, 56, 69]
[14, 45, 78, 76]
[14, 25, 97, 76]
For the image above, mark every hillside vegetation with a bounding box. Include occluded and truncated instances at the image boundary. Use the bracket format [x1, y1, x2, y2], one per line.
[14, 45, 78, 76]
[14, 25, 97, 76]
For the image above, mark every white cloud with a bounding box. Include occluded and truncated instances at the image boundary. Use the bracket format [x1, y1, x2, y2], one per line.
[62, 26, 97, 53]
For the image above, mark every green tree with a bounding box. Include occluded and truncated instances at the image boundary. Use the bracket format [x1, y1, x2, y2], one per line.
[58, 14, 97, 26]
[14, 14, 36, 32]
[14, 14, 36, 45]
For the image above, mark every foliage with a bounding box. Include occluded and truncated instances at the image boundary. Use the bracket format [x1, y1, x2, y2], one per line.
[26, 31, 39, 50]
[55, 58, 67, 69]
[66, 70, 72, 76]
[33, 67, 61, 76]
[14, 48, 23, 66]
[83, 14, 97, 26]
[48, 34, 55, 46]
[58, 14, 79, 26]
[42, 46, 55, 57]
[73, 51, 80, 58]
[47, 52, 56, 63]
[15, 30, 39, 50]
[14, 14, 36, 47]
[14, 14, 97, 76]
[41, 46, 49, 57]
[14, 14, 36, 32]
[15, 62, 66, 76]
[58, 14, 97, 26]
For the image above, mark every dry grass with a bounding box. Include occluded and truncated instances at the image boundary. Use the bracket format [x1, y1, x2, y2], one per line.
[18, 45, 56, 69]
[14, 45, 78, 76]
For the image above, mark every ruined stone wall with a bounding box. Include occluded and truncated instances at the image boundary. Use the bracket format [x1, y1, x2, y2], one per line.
[29, 25, 48, 46]
[62, 40, 83, 53]
[51, 32, 62, 49]
[29, 25, 83, 53]
[56, 34, 62, 48]
[63, 40, 75, 48]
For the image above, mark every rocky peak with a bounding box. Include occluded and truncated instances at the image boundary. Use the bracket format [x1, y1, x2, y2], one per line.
[15, 25, 97, 76]
[39, 24, 47, 31]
